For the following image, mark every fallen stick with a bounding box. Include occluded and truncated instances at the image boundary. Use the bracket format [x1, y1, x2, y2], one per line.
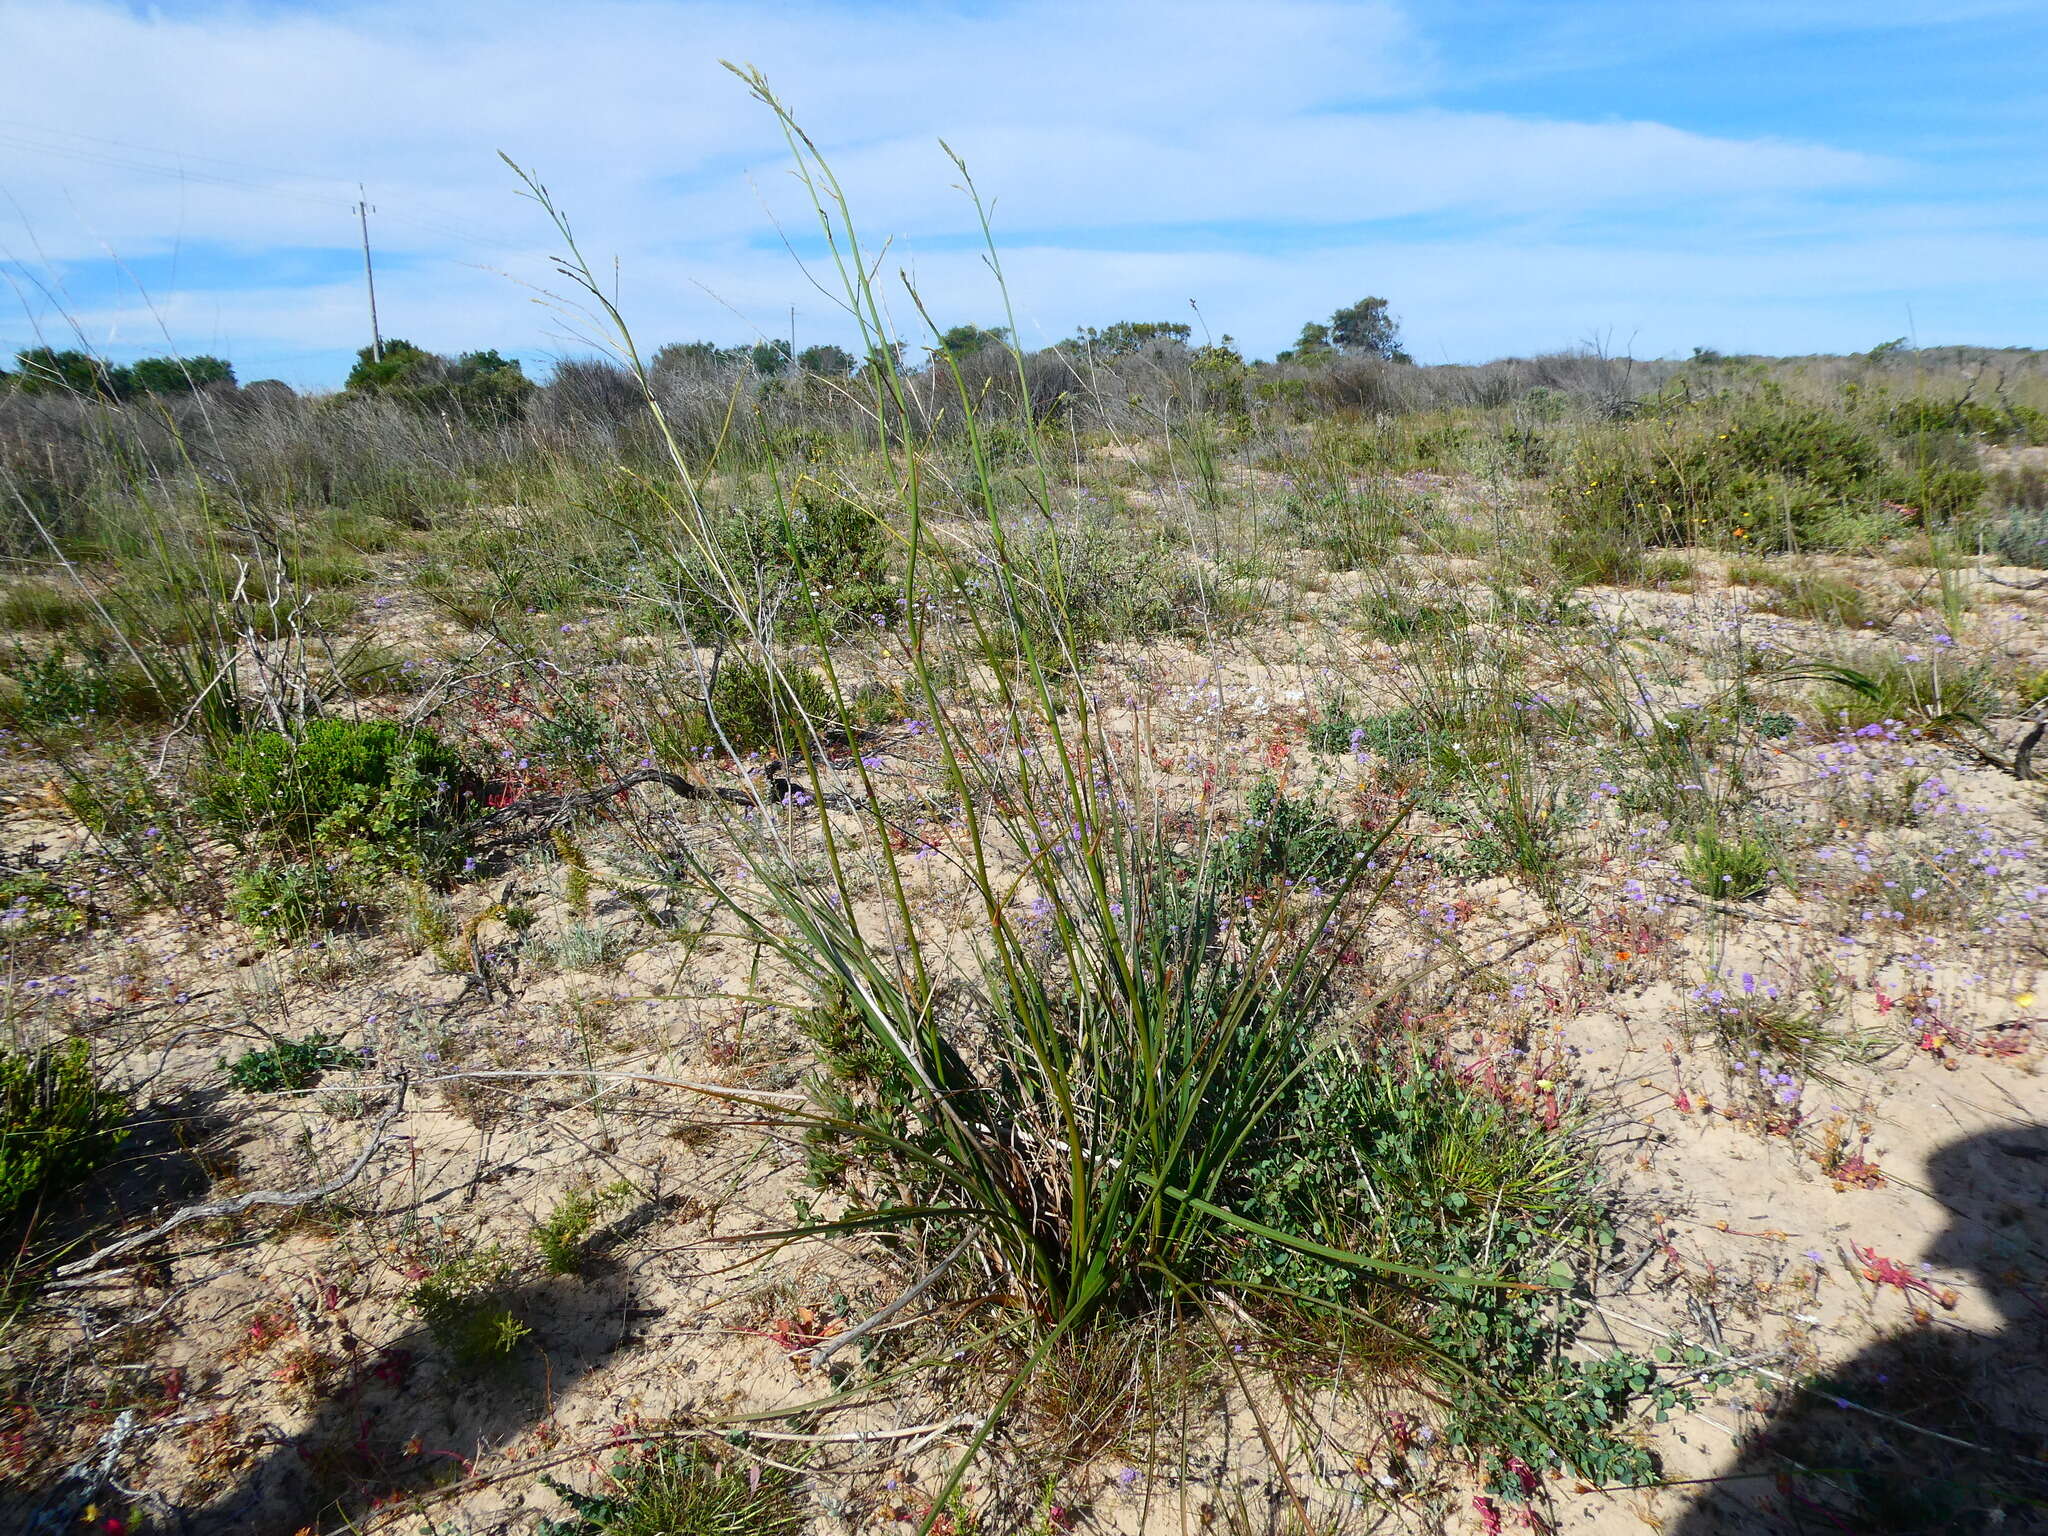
[413, 1067, 807, 1106]
[473, 762, 861, 850]
[54, 1076, 409, 1278]
[24, 1408, 139, 1535]
[805, 1234, 974, 1368]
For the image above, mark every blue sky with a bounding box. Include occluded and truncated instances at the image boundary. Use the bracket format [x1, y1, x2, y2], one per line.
[1, 0, 2042, 388]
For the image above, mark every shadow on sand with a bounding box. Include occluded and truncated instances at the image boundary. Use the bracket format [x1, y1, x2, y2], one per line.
[1673, 1126, 2048, 1534]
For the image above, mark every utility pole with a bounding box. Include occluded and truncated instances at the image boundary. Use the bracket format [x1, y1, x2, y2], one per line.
[354, 185, 383, 363]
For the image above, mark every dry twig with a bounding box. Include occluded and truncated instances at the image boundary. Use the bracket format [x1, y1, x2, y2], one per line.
[54, 1076, 410, 1278]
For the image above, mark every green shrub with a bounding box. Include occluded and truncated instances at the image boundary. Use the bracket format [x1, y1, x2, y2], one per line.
[1207, 778, 1363, 895]
[1307, 702, 1443, 770]
[638, 487, 896, 641]
[1724, 400, 1888, 496]
[0, 870, 89, 949]
[774, 486, 897, 634]
[408, 1248, 530, 1368]
[1733, 567, 1876, 629]
[1801, 654, 1998, 731]
[226, 862, 360, 943]
[1285, 485, 1404, 569]
[222, 1032, 352, 1093]
[345, 341, 534, 424]
[0, 1040, 128, 1226]
[0, 645, 162, 729]
[0, 583, 96, 632]
[1551, 397, 1967, 556]
[1884, 396, 2046, 446]
[1982, 507, 2048, 567]
[672, 657, 834, 758]
[540, 1440, 807, 1536]
[198, 718, 471, 872]
[1363, 592, 1465, 644]
[989, 519, 1225, 661]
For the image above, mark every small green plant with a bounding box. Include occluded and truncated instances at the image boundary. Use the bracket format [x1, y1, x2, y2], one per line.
[226, 862, 358, 943]
[1237, 1048, 1653, 1490]
[539, 1439, 808, 1536]
[1207, 777, 1364, 896]
[0, 1040, 128, 1226]
[1734, 567, 1876, 629]
[1287, 485, 1403, 570]
[672, 656, 834, 758]
[1690, 972, 1862, 1084]
[1309, 703, 1444, 771]
[0, 582, 96, 633]
[534, 1181, 634, 1275]
[0, 869, 90, 949]
[222, 1033, 352, 1094]
[408, 1247, 530, 1368]
[198, 717, 472, 873]
[1363, 591, 1464, 644]
[0, 644, 161, 729]
[1682, 828, 1778, 902]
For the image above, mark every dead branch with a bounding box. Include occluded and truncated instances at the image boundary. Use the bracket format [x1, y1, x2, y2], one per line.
[24, 1408, 139, 1535]
[54, 1076, 409, 1278]
[470, 763, 857, 851]
[806, 1234, 974, 1367]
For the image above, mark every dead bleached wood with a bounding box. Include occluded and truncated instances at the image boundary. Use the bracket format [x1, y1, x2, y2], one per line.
[54, 1076, 409, 1279]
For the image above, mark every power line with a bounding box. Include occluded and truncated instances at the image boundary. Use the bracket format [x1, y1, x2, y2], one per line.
[0, 117, 362, 189]
[0, 126, 533, 252]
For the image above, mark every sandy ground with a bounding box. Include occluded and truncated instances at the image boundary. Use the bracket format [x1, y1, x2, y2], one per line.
[1, 526, 2043, 1535]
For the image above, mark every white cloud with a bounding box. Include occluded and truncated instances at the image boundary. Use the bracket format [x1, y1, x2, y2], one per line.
[0, 0, 2016, 380]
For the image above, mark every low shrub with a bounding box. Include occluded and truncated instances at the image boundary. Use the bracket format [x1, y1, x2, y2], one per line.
[669, 656, 834, 759]
[1309, 699, 1453, 775]
[226, 862, 361, 944]
[539, 1440, 808, 1536]
[640, 485, 896, 641]
[0, 1040, 128, 1226]
[1799, 654, 1998, 732]
[1237, 1048, 1652, 1489]
[1883, 396, 2046, 446]
[988, 518, 1226, 662]
[408, 1248, 530, 1368]
[0, 644, 162, 729]
[0, 583, 97, 632]
[222, 1033, 352, 1093]
[1207, 777, 1364, 896]
[534, 1181, 633, 1275]
[198, 718, 472, 874]
[0, 869, 90, 949]
[1551, 396, 1978, 557]
[1363, 592, 1466, 644]
[1981, 507, 2048, 567]
[1730, 565, 1876, 629]
[1285, 484, 1404, 569]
